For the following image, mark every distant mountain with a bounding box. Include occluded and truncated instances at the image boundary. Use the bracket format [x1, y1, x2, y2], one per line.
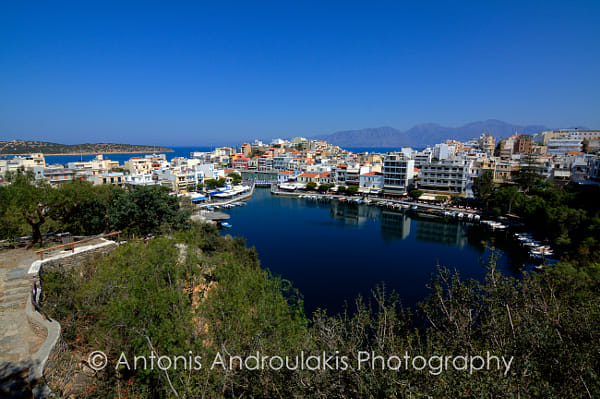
[0, 140, 174, 155]
[316, 120, 550, 148]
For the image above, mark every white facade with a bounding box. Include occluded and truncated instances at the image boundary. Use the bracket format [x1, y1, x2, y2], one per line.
[383, 153, 415, 193]
[433, 144, 455, 160]
[359, 172, 384, 189]
[547, 138, 582, 155]
[419, 158, 474, 196]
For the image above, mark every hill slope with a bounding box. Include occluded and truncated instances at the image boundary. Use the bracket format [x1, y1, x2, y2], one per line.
[0, 140, 173, 155]
[317, 120, 549, 148]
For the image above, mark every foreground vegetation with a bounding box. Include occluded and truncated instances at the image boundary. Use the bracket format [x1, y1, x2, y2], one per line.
[41, 223, 600, 398]
[0, 170, 189, 246]
[473, 170, 600, 263]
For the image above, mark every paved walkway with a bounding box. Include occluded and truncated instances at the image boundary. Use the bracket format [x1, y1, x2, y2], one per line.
[0, 248, 44, 397]
[0, 249, 44, 366]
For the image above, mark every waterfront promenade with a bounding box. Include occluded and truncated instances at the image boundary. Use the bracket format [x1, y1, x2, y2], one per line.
[270, 186, 482, 219]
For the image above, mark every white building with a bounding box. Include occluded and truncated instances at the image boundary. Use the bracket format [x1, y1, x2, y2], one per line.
[547, 138, 582, 155]
[419, 158, 474, 196]
[360, 172, 384, 190]
[383, 153, 415, 193]
[0, 153, 46, 177]
[414, 148, 433, 168]
[433, 143, 455, 160]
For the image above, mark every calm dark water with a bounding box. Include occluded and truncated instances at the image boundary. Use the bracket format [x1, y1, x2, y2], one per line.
[222, 189, 529, 316]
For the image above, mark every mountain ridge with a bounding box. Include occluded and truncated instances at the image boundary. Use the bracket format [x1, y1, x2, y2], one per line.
[314, 119, 554, 148]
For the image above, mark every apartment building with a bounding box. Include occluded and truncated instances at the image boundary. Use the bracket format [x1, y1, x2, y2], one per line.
[383, 153, 414, 194]
[419, 158, 473, 196]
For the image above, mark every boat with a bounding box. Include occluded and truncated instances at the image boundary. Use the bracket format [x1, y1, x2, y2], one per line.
[220, 222, 232, 228]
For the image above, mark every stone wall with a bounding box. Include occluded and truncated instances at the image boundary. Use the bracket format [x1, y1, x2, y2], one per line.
[26, 240, 118, 398]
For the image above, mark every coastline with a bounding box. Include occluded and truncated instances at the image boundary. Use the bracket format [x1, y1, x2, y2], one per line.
[2, 149, 175, 156]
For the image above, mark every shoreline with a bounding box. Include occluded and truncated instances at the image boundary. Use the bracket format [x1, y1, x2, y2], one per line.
[1, 149, 175, 157]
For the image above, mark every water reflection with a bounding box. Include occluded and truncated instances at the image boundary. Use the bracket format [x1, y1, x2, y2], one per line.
[381, 210, 411, 240]
[328, 201, 381, 226]
[415, 219, 469, 248]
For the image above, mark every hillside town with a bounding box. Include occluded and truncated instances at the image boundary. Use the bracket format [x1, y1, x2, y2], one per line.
[1, 129, 599, 200]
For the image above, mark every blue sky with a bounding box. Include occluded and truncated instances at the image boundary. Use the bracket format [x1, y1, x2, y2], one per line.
[1, 1, 599, 145]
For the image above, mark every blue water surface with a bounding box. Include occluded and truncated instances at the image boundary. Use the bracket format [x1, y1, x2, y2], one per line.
[221, 189, 528, 316]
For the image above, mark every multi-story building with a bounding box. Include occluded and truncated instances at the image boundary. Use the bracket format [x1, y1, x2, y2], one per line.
[240, 143, 252, 156]
[419, 158, 473, 196]
[319, 172, 334, 185]
[0, 153, 46, 177]
[383, 153, 414, 194]
[43, 168, 75, 187]
[513, 134, 532, 155]
[92, 172, 125, 187]
[298, 172, 320, 184]
[258, 155, 274, 171]
[478, 133, 496, 156]
[587, 157, 600, 180]
[124, 157, 153, 175]
[414, 148, 433, 169]
[272, 155, 294, 171]
[433, 143, 455, 160]
[494, 160, 520, 183]
[125, 173, 155, 187]
[232, 156, 249, 170]
[359, 172, 384, 190]
[547, 138, 582, 155]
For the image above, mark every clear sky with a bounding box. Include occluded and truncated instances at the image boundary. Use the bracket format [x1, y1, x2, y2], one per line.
[1, 1, 599, 145]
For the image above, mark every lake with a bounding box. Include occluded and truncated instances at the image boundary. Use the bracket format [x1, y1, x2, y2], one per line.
[221, 188, 530, 315]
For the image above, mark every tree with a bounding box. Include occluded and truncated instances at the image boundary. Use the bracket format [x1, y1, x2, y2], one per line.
[108, 185, 189, 236]
[306, 181, 317, 190]
[582, 139, 589, 153]
[491, 185, 520, 214]
[227, 172, 242, 185]
[409, 189, 424, 200]
[317, 183, 334, 193]
[435, 195, 448, 203]
[346, 185, 358, 195]
[0, 170, 96, 246]
[516, 152, 543, 192]
[472, 169, 496, 206]
[205, 178, 226, 190]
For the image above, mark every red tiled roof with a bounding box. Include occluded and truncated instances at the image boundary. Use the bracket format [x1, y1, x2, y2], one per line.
[299, 172, 320, 178]
[362, 172, 382, 176]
